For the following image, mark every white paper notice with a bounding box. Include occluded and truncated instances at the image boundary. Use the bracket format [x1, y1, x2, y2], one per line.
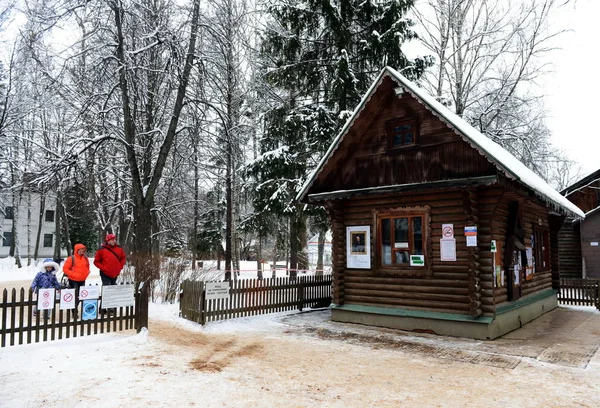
[466, 235, 477, 247]
[440, 239, 456, 261]
[60, 288, 76, 310]
[37, 288, 56, 310]
[347, 226, 371, 269]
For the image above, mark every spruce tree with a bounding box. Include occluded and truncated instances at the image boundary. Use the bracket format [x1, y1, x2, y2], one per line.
[252, 0, 430, 276]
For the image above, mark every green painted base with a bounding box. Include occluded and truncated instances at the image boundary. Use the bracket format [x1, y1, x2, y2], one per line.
[330, 290, 558, 340]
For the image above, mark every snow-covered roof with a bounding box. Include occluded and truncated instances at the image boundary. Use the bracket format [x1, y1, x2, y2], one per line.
[297, 67, 584, 219]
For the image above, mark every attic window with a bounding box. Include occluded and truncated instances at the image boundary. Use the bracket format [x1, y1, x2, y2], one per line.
[387, 118, 418, 149]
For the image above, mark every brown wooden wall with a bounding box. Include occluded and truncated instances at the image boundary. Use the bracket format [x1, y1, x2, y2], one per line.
[308, 76, 497, 196]
[581, 212, 600, 278]
[565, 179, 600, 213]
[326, 184, 557, 318]
[558, 220, 582, 278]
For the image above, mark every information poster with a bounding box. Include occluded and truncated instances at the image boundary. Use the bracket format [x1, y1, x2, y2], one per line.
[440, 238, 457, 261]
[102, 284, 135, 308]
[465, 226, 478, 247]
[347, 226, 371, 269]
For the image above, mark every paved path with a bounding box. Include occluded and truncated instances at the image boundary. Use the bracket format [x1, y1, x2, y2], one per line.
[282, 306, 600, 369]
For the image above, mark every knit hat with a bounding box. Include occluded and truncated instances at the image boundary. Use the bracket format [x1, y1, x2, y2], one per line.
[105, 233, 117, 242]
[41, 258, 60, 273]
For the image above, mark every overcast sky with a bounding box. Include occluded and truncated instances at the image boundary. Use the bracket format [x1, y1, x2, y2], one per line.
[544, 0, 599, 176]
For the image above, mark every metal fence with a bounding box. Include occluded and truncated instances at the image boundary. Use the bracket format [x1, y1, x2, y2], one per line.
[180, 275, 333, 325]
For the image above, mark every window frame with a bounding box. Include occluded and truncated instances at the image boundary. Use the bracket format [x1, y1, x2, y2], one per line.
[45, 210, 55, 223]
[373, 206, 431, 275]
[386, 117, 418, 150]
[43, 233, 53, 248]
[2, 232, 12, 247]
[4, 206, 13, 220]
[533, 227, 550, 272]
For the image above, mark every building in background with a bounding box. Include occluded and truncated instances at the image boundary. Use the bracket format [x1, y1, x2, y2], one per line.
[307, 231, 332, 266]
[0, 189, 64, 260]
[560, 169, 600, 278]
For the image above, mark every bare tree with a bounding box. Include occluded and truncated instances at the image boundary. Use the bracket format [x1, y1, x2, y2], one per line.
[413, 0, 574, 175]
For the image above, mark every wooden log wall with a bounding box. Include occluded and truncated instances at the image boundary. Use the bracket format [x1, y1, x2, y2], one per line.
[327, 201, 346, 305]
[519, 203, 553, 297]
[330, 186, 509, 317]
[558, 220, 583, 278]
[464, 188, 482, 317]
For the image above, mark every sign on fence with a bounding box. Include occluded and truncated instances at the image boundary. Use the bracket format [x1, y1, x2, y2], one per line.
[205, 282, 230, 300]
[60, 288, 76, 309]
[79, 286, 100, 300]
[101, 285, 135, 308]
[37, 288, 56, 310]
[82, 300, 98, 321]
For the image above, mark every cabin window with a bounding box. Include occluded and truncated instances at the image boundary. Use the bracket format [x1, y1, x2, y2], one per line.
[375, 206, 429, 272]
[533, 227, 550, 272]
[387, 118, 418, 149]
[4, 206, 13, 219]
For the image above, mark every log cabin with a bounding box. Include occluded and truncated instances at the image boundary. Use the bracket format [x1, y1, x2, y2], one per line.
[559, 169, 600, 278]
[297, 67, 585, 340]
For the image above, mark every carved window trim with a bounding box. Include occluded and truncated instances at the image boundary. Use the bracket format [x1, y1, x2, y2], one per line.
[387, 117, 418, 150]
[373, 205, 432, 276]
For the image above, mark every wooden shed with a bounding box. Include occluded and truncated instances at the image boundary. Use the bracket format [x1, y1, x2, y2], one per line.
[297, 67, 584, 340]
[560, 170, 600, 278]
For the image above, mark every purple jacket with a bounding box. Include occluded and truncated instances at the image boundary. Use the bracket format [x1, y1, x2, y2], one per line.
[31, 271, 61, 292]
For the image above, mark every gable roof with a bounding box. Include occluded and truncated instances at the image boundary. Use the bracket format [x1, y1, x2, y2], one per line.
[297, 66, 584, 219]
[560, 168, 600, 197]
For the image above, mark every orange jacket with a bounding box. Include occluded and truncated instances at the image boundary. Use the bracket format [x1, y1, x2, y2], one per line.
[63, 243, 91, 282]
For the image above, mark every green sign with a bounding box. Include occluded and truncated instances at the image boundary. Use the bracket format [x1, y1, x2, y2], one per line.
[410, 255, 425, 266]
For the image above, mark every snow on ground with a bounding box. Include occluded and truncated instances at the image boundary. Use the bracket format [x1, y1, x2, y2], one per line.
[1, 257, 600, 408]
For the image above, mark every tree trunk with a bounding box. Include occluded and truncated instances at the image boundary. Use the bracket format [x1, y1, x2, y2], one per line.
[316, 229, 325, 276]
[34, 194, 45, 260]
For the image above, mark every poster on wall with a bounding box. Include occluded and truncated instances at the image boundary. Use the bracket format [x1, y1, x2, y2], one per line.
[347, 226, 371, 269]
[440, 238, 456, 261]
[465, 226, 478, 247]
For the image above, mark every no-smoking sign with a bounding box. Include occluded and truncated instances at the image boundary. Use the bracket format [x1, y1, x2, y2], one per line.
[38, 288, 56, 310]
[60, 288, 76, 310]
[442, 224, 454, 239]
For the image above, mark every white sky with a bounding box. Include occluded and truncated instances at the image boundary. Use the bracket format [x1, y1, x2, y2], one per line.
[542, 0, 599, 176]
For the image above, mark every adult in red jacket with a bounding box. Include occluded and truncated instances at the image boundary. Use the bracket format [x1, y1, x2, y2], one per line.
[63, 243, 91, 319]
[94, 234, 126, 315]
[94, 234, 126, 285]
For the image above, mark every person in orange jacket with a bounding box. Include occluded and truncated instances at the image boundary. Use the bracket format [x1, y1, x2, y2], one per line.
[63, 243, 91, 319]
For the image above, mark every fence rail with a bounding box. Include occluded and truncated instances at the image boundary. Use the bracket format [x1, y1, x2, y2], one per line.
[558, 278, 600, 308]
[1, 286, 137, 347]
[180, 275, 333, 325]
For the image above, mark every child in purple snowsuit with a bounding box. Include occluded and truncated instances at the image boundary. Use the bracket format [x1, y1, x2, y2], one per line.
[31, 259, 61, 318]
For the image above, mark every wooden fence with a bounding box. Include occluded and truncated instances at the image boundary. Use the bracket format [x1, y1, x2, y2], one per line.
[180, 275, 333, 325]
[1, 285, 138, 347]
[558, 278, 600, 308]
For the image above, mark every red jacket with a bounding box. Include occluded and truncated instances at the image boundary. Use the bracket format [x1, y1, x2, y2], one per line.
[94, 243, 126, 278]
[63, 243, 91, 282]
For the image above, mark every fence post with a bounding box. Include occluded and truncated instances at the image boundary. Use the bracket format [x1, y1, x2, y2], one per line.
[200, 281, 206, 325]
[297, 278, 305, 312]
